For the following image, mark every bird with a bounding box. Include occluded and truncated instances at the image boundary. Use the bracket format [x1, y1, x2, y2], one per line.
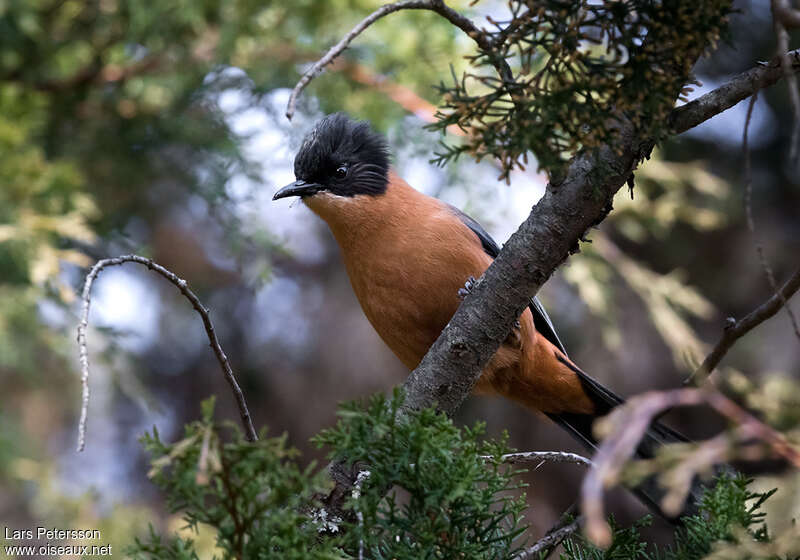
[273, 112, 694, 517]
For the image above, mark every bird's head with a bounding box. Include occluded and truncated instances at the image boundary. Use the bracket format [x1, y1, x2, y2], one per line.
[273, 113, 390, 202]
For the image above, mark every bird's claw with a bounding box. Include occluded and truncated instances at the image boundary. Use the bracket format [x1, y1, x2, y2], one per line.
[457, 276, 520, 329]
[458, 276, 477, 300]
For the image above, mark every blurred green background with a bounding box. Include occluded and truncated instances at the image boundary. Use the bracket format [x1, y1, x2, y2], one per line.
[1, 0, 798, 555]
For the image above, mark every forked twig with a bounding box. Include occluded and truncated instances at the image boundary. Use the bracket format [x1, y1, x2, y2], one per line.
[286, 0, 515, 120]
[76, 254, 257, 451]
[686, 266, 800, 385]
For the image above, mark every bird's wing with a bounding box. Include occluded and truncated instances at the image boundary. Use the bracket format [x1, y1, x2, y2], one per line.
[447, 205, 568, 356]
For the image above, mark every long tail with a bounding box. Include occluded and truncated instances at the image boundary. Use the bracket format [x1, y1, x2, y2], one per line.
[547, 355, 702, 520]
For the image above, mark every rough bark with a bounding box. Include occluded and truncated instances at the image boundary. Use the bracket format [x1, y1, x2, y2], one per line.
[670, 48, 800, 135]
[402, 123, 642, 414]
[319, 50, 800, 518]
[402, 48, 800, 416]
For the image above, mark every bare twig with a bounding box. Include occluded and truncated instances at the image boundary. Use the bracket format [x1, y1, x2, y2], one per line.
[581, 389, 704, 547]
[76, 255, 257, 452]
[513, 517, 582, 560]
[335, 59, 467, 137]
[481, 451, 593, 468]
[741, 88, 800, 343]
[772, 0, 800, 159]
[741, 91, 775, 321]
[686, 266, 800, 384]
[285, 0, 515, 120]
[669, 49, 800, 135]
[743, 90, 758, 237]
[580, 387, 800, 547]
[748, 1, 800, 339]
[705, 389, 800, 467]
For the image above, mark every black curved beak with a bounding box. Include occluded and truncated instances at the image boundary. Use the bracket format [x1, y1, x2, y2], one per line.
[272, 180, 323, 200]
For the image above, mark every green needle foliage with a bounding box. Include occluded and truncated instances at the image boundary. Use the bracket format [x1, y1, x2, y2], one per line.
[125, 392, 787, 559]
[562, 473, 778, 560]
[127, 397, 343, 560]
[430, 0, 732, 177]
[314, 389, 529, 559]
[126, 391, 529, 559]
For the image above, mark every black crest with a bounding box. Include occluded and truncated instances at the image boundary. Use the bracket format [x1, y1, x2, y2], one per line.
[293, 113, 390, 197]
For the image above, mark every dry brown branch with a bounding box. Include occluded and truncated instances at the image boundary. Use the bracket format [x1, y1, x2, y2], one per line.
[513, 517, 582, 560]
[76, 255, 257, 452]
[580, 387, 800, 547]
[687, 266, 800, 384]
[581, 389, 704, 547]
[285, 0, 515, 120]
[705, 390, 800, 466]
[481, 451, 593, 467]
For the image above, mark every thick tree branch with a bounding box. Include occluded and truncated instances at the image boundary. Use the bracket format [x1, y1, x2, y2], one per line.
[669, 48, 800, 134]
[401, 51, 800, 415]
[687, 266, 800, 384]
[400, 118, 640, 415]
[76, 255, 257, 452]
[286, 0, 513, 120]
[314, 8, 800, 529]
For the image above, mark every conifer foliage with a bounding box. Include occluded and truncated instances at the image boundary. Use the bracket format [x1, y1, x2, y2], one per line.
[126, 394, 783, 559]
[430, 0, 732, 178]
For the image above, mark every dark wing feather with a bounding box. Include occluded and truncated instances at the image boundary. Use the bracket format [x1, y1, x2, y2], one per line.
[528, 296, 567, 357]
[449, 206, 707, 520]
[449, 205, 502, 257]
[449, 205, 567, 355]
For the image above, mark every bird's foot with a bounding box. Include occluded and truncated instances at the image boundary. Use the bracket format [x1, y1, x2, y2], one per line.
[458, 276, 477, 300]
[457, 275, 520, 329]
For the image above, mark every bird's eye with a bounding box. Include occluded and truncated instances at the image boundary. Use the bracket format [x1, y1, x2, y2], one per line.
[334, 165, 348, 179]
